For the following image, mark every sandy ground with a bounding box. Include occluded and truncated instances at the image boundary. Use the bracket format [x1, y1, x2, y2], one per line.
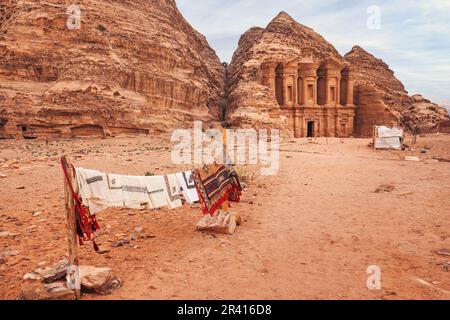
[0, 134, 449, 300]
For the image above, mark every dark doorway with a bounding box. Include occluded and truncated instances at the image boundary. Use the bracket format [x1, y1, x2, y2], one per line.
[307, 121, 315, 138]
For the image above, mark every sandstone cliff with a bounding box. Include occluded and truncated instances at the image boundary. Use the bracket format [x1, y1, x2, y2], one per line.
[226, 12, 345, 131]
[344, 45, 449, 136]
[0, 0, 224, 139]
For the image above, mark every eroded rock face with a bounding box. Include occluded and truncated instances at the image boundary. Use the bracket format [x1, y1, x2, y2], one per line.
[345, 46, 449, 136]
[0, 0, 224, 139]
[406, 95, 450, 133]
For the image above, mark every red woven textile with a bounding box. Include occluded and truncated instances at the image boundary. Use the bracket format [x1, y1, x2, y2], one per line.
[192, 165, 242, 216]
[61, 156, 100, 251]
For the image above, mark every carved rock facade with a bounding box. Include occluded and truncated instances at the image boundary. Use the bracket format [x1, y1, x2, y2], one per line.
[262, 57, 355, 138]
[227, 12, 449, 137]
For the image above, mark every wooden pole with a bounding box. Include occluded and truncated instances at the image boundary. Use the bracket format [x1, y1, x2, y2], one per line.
[63, 158, 81, 299]
[221, 127, 230, 211]
[373, 126, 376, 148]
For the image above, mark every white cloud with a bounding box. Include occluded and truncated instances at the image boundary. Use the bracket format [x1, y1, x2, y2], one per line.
[177, 0, 450, 103]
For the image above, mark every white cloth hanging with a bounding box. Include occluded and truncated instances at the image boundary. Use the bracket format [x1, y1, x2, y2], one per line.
[118, 175, 151, 210]
[176, 171, 199, 204]
[74, 167, 193, 214]
[143, 176, 169, 209]
[105, 173, 125, 208]
[75, 168, 109, 214]
[164, 174, 183, 209]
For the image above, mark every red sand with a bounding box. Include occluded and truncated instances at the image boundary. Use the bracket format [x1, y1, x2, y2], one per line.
[0, 135, 449, 300]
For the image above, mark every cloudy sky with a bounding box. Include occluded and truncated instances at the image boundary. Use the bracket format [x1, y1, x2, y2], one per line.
[177, 0, 450, 106]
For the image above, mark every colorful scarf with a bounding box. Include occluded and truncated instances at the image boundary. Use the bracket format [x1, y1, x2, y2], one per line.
[193, 165, 242, 216]
[61, 157, 100, 252]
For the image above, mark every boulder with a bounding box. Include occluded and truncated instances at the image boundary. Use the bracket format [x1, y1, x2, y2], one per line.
[23, 258, 68, 283]
[197, 210, 237, 235]
[79, 266, 121, 295]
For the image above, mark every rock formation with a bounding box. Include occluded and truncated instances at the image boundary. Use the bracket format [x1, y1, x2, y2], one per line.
[227, 12, 347, 135]
[227, 12, 449, 137]
[344, 46, 449, 136]
[0, 0, 224, 139]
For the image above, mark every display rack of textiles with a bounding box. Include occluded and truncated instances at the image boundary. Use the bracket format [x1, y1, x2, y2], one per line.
[60, 156, 243, 300]
[60, 157, 201, 248]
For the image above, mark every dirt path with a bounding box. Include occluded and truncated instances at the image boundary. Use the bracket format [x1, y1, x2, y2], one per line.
[0, 135, 449, 300]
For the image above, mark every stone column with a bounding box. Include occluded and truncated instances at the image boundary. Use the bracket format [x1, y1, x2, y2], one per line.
[335, 114, 339, 137]
[293, 76, 298, 106]
[314, 77, 318, 105]
[336, 77, 341, 106]
[284, 76, 289, 106]
[302, 78, 308, 106]
[346, 78, 354, 106]
[294, 113, 301, 138]
[297, 77, 302, 105]
[325, 78, 330, 105]
[268, 70, 276, 96]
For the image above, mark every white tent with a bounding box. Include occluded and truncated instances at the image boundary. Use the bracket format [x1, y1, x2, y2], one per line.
[373, 126, 404, 150]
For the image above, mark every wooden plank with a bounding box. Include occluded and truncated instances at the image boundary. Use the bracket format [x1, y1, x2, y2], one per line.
[63, 158, 81, 300]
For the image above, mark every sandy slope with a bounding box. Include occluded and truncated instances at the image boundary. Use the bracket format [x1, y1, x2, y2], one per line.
[0, 135, 449, 300]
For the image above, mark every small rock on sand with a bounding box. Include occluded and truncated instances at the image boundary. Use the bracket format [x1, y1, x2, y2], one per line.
[111, 239, 130, 247]
[0, 249, 20, 258]
[374, 185, 396, 193]
[435, 248, 450, 257]
[404, 156, 420, 162]
[0, 231, 18, 238]
[32, 211, 43, 217]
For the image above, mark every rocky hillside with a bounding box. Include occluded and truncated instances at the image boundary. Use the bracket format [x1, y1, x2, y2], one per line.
[0, 0, 224, 139]
[226, 12, 345, 130]
[345, 46, 449, 136]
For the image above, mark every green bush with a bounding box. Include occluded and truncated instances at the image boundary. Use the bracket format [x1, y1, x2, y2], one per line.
[97, 24, 106, 32]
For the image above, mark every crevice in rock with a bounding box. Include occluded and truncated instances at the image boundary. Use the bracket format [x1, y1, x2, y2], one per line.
[220, 62, 230, 125]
